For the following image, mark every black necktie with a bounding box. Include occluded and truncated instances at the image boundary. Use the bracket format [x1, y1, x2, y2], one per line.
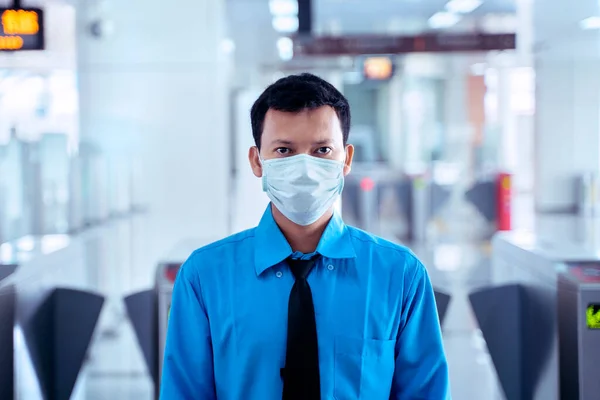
[281, 256, 321, 400]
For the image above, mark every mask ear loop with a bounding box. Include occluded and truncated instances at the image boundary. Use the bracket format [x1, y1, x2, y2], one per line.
[257, 148, 268, 192]
[342, 147, 350, 171]
[255, 147, 266, 166]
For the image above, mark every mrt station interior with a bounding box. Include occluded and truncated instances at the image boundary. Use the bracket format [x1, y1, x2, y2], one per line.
[0, 0, 599, 399]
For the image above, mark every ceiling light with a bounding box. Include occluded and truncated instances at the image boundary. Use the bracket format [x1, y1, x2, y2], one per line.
[272, 16, 299, 33]
[269, 0, 298, 16]
[446, 0, 482, 14]
[580, 16, 600, 30]
[277, 37, 294, 61]
[428, 12, 461, 29]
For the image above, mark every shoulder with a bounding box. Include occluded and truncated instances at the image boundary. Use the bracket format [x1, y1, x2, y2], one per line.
[192, 228, 256, 255]
[346, 225, 425, 277]
[346, 225, 415, 257]
[180, 228, 256, 278]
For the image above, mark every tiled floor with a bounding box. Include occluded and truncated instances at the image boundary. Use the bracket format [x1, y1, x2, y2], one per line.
[6, 214, 507, 400]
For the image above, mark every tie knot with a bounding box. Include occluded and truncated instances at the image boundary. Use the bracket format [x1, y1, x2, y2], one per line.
[287, 256, 320, 280]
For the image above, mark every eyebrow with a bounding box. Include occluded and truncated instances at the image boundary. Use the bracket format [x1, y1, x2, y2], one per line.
[312, 139, 333, 146]
[271, 139, 295, 146]
[270, 139, 334, 146]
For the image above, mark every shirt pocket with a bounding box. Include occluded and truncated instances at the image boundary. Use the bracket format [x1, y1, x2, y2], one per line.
[333, 335, 395, 400]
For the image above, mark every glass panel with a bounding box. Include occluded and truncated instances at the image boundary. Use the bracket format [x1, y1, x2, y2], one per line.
[0, 70, 78, 240]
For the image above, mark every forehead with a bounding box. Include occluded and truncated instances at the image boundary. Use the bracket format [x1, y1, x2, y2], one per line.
[262, 106, 343, 145]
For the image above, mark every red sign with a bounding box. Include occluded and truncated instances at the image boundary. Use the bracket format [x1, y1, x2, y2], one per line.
[497, 172, 512, 231]
[293, 33, 516, 56]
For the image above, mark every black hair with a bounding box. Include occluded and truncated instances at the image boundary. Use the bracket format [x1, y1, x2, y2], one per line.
[250, 73, 351, 149]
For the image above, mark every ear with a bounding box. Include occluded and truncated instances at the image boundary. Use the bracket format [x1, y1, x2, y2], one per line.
[343, 144, 354, 176]
[248, 146, 263, 177]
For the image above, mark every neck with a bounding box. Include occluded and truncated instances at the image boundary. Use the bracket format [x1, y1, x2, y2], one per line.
[271, 205, 333, 253]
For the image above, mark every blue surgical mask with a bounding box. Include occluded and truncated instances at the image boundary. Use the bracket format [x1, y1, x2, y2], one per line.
[261, 154, 345, 226]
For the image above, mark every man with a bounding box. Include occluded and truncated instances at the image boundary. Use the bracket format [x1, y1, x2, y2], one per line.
[161, 73, 450, 399]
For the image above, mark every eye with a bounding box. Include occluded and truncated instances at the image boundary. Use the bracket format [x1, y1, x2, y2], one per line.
[316, 147, 332, 155]
[275, 147, 291, 155]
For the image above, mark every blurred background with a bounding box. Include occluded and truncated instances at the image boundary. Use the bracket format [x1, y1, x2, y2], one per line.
[1, 0, 600, 399]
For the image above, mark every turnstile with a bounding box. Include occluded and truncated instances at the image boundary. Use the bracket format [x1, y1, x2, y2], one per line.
[470, 230, 600, 400]
[464, 177, 497, 228]
[0, 264, 17, 400]
[124, 262, 183, 398]
[557, 264, 600, 399]
[434, 289, 451, 327]
[342, 169, 451, 242]
[125, 239, 209, 397]
[0, 238, 105, 400]
[0, 263, 18, 282]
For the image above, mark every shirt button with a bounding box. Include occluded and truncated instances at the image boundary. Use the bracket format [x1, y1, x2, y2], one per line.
[327, 264, 335, 271]
[276, 271, 283, 278]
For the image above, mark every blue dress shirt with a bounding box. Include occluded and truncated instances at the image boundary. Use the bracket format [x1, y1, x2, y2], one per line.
[160, 206, 450, 399]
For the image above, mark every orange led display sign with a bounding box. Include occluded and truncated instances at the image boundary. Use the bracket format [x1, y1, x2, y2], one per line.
[0, 8, 44, 51]
[363, 56, 395, 81]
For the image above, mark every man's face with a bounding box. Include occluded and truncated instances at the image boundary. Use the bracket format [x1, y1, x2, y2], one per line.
[249, 106, 354, 177]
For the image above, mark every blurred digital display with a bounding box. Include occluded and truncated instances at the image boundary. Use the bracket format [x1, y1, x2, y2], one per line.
[570, 265, 600, 283]
[363, 57, 394, 81]
[294, 33, 516, 56]
[586, 304, 600, 329]
[0, 8, 44, 51]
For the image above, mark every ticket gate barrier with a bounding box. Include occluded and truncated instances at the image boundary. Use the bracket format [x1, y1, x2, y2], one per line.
[125, 239, 216, 397]
[342, 171, 451, 242]
[125, 261, 180, 399]
[411, 176, 453, 242]
[0, 263, 18, 282]
[341, 169, 410, 237]
[124, 288, 159, 397]
[557, 264, 600, 399]
[464, 177, 496, 226]
[469, 283, 554, 400]
[464, 172, 512, 235]
[0, 283, 15, 400]
[469, 231, 600, 400]
[0, 284, 104, 400]
[0, 234, 106, 400]
[0, 263, 18, 399]
[434, 289, 451, 327]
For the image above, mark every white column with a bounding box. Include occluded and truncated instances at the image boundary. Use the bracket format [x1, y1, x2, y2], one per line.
[442, 57, 469, 167]
[497, 67, 517, 172]
[572, 59, 600, 175]
[386, 72, 404, 170]
[534, 48, 600, 212]
[76, 0, 230, 264]
[533, 0, 600, 212]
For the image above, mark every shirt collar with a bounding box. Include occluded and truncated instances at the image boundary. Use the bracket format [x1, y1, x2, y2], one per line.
[254, 205, 357, 276]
